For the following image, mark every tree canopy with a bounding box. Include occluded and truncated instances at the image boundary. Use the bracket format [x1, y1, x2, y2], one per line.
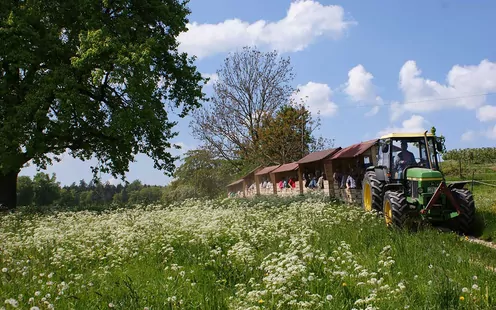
[190, 46, 330, 169]
[0, 0, 207, 208]
[256, 103, 333, 165]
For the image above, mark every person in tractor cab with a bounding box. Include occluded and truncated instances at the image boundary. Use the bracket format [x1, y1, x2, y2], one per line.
[394, 140, 416, 178]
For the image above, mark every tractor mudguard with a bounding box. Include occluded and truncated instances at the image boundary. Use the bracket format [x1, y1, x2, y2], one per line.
[384, 183, 403, 192]
[365, 166, 376, 172]
[373, 167, 387, 182]
[448, 181, 468, 190]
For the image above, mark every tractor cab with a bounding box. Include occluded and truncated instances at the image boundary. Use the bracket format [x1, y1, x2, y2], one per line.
[377, 132, 443, 183]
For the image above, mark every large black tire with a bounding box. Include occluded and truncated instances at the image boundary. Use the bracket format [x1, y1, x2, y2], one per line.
[362, 171, 384, 212]
[383, 191, 411, 228]
[450, 188, 476, 235]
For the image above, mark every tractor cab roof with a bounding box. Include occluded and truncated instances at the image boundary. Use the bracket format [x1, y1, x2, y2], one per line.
[379, 132, 435, 140]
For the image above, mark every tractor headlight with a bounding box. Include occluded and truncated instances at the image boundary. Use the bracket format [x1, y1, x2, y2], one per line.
[427, 186, 437, 194]
[418, 187, 423, 194]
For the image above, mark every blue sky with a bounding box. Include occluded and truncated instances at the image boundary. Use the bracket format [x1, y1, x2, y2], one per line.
[20, 0, 496, 186]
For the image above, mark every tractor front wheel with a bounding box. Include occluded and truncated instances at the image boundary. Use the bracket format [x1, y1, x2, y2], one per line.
[383, 191, 411, 229]
[450, 188, 476, 235]
[362, 171, 384, 212]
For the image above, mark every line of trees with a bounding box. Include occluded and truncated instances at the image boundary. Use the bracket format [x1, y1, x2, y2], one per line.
[16, 148, 238, 209]
[17, 172, 164, 208]
[442, 147, 496, 165]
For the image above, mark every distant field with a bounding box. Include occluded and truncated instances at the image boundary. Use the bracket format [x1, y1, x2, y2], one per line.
[1, 195, 496, 309]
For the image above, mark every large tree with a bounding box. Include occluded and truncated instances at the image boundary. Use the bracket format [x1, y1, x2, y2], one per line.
[0, 0, 207, 208]
[191, 46, 332, 168]
[190, 46, 295, 166]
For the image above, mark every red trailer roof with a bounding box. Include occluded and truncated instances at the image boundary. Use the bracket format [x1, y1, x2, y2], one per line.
[330, 139, 378, 159]
[297, 148, 341, 164]
[255, 165, 281, 176]
[271, 162, 298, 173]
[226, 179, 244, 187]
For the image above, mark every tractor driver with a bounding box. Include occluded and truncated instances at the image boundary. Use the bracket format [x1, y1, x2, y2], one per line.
[394, 141, 416, 178]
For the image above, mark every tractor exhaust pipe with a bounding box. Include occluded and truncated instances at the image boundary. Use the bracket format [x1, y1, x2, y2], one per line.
[424, 130, 435, 170]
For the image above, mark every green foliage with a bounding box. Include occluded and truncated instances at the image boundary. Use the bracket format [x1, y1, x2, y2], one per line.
[128, 186, 164, 205]
[16, 173, 166, 210]
[256, 103, 332, 165]
[0, 0, 207, 181]
[163, 149, 239, 200]
[16, 176, 34, 206]
[32, 172, 61, 206]
[443, 147, 496, 164]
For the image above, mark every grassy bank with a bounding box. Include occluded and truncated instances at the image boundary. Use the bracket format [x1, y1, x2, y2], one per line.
[1, 194, 496, 309]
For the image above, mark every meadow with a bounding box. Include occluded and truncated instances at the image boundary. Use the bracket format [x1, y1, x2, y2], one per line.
[1, 193, 496, 310]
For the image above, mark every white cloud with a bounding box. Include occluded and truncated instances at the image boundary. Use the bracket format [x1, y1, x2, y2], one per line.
[177, 0, 355, 59]
[365, 106, 380, 117]
[172, 142, 191, 158]
[378, 115, 428, 137]
[485, 125, 496, 140]
[476, 105, 496, 122]
[106, 177, 122, 186]
[461, 130, 476, 142]
[344, 65, 376, 102]
[292, 82, 338, 117]
[392, 59, 496, 120]
[390, 101, 404, 121]
[343, 64, 383, 117]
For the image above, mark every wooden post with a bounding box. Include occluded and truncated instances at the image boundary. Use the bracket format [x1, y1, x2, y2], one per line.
[255, 174, 261, 196]
[242, 180, 246, 197]
[370, 145, 378, 166]
[298, 165, 304, 195]
[270, 173, 277, 195]
[325, 161, 334, 198]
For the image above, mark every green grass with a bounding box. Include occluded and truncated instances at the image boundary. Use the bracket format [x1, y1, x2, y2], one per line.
[1, 194, 496, 309]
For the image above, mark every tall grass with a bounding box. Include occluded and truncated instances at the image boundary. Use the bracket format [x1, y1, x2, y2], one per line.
[1, 195, 495, 309]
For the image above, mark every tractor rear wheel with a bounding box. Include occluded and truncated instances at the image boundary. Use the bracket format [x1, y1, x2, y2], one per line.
[362, 171, 384, 212]
[450, 188, 476, 235]
[383, 191, 410, 228]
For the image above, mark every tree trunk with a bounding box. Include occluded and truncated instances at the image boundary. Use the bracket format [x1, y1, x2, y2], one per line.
[0, 170, 19, 209]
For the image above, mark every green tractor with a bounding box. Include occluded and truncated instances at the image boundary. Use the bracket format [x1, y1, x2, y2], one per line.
[362, 131, 475, 234]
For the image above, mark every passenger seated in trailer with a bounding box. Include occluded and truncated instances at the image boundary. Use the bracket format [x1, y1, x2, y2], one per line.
[305, 173, 315, 189]
[346, 174, 356, 189]
[317, 173, 326, 189]
[261, 179, 268, 188]
[288, 177, 296, 189]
